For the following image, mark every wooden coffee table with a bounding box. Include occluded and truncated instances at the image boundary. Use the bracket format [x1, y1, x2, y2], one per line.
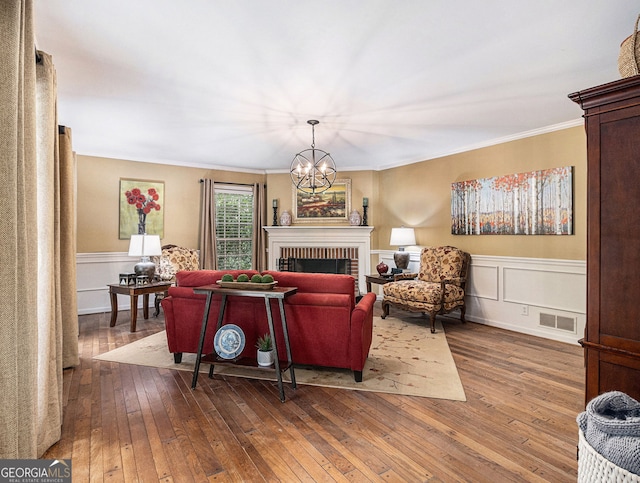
[108, 281, 172, 332]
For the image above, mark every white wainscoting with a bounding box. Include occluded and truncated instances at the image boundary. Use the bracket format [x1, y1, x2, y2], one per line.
[78, 251, 586, 344]
[77, 252, 160, 315]
[373, 251, 586, 345]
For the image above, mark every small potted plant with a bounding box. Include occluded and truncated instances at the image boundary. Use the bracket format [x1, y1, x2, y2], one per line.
[256, 333, 275, 367]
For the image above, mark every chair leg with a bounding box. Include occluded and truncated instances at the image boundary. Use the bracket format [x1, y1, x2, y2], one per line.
[154, 294, 161, 317]
[381, 300, 390, 319]
[460, 304, 466, 323]
[428, 311, 437, 333]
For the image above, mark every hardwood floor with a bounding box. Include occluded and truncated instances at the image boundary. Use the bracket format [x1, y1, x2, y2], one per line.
[44, 304, 585, 482]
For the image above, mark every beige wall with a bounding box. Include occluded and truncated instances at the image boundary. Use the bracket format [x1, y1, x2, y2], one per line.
[378, 126, 586, 259]
[77, 125, 586, 260]
[77, 155, 265, 252]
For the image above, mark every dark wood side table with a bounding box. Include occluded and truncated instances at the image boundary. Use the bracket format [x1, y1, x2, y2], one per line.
[108, 281, 172, 332]
[365, 273, 395, 292]
[191, 284, 298, 402]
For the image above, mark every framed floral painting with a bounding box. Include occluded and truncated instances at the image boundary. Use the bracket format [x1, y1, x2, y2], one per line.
[292, 178, 351, 224]
[119, 178, 164, 239]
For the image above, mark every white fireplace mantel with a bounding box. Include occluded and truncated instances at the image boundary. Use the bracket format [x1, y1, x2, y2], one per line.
[263, 226, 374, 293]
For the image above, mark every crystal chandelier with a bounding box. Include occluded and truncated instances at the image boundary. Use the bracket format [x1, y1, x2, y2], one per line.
[290, 120, 337, 194]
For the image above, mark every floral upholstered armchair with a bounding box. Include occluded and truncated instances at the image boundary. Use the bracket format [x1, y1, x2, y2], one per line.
[381, 246, 471, 333]
[152, 244, 200, 315]
[153, 244, 200, 281]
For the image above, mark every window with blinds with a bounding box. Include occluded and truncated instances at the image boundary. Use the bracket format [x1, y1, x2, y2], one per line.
[215, 185, 253, 270]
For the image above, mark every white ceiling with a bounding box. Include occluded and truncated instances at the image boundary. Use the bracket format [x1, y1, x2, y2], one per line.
[34, 1, 639, 173]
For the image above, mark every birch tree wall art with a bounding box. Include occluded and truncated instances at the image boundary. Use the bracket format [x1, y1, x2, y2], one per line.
[451, 166, 573, 235]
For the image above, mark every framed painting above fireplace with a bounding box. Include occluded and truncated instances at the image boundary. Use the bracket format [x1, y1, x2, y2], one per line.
[292, 178, 351, 224]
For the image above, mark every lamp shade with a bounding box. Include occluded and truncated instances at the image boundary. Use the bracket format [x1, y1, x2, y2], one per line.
[389, 227, 416, 247]
[128, 234, 162, 257]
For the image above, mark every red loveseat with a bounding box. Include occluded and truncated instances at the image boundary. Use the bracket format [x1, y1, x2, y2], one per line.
[160, 269, 376, 382]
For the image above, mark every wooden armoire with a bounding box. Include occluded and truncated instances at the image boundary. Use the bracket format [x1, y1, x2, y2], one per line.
[569, 76, 640, 405]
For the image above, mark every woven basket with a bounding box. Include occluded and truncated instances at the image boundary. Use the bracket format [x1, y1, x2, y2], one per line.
[578, 429, 640, 482]
[619, 15, 640, 78]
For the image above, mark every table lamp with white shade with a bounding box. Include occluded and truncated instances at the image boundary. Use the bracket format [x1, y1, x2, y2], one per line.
[128, 234, 162, 279]
[390, 227, 416, 270]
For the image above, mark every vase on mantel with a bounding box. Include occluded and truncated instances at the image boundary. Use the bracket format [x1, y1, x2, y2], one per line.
[349, 210, 362, 226]
[280, 210, 291, 226]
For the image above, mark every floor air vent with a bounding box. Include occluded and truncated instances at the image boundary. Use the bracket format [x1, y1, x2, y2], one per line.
[539, 313, 576, 333]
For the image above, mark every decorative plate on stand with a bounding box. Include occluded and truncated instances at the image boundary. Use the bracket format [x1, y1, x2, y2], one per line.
[214, 324, 246, 359]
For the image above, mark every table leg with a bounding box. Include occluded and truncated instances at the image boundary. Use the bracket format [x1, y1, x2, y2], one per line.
[278, 298, 296, 389]
[208, 294, 227, 380]
[109, 290, 118, 327]
[143, 294, 150, 319]
[366, 280, 372, 293]
[130, 294, 138, 332]
[265, 298, 285, 402]
[192, 293, 226, 389]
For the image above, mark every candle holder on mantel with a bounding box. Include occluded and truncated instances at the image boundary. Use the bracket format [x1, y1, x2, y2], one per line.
[361, 197, 369, 226]
[272, 199, 279, 226]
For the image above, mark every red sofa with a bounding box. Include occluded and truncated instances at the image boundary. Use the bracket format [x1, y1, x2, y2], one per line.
[161, 269, 376, 382]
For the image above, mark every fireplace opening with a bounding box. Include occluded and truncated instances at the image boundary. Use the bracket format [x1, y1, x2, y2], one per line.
[278, 257, 351, 275]
[276, 247, 361, 296]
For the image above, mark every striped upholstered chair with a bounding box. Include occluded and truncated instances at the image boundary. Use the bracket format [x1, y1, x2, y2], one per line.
[381, 246, 470, 333]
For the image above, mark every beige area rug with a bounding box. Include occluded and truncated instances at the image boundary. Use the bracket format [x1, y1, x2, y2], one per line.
[94, 315, 466, 401]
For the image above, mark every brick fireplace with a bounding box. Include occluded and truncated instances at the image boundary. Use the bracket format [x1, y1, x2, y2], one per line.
[263, 226, 374, 294]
